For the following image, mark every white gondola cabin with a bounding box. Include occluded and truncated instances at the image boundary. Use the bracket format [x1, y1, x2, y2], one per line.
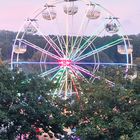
[105, 23, 119, 33]
[14, 44, 27, 54]
[24, 24, 37, 34]
[117, 44, 133, 54]
[63, 5, 78, 15]
[42, 5, 56, 20]
[86, 4, 100, 19]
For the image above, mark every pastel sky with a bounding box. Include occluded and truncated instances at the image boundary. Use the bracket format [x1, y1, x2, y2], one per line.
[0, 0, 140, 35]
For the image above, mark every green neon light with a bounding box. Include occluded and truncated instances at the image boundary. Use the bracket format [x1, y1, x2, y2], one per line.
[56, 69, 66, 87]
[71, 20, 106, 59]
[50, 69, 64, 81]
[75, 38, 123, 61]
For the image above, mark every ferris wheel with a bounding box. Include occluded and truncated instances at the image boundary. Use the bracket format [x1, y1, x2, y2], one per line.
[11, 0, 133, 98]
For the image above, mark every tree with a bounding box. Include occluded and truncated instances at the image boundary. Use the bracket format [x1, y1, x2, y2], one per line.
[0, 66, 64, 140]
[61, 72, 140, 140]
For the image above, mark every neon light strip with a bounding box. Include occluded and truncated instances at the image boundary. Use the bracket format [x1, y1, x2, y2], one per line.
[12, 61, 59, 64]
[72, 65, 99, 79]
[74, 62, 132, 66]
[70, 20, 89, 59]
[55, 35, 65, 57]
[74, 38, 123, 60]
[71, 18, 116, 60]
[12, 61, 131, 66]
[70, 68, 82, 80]
[79, 36, 100, 73]
[70, 75, 80, 99]
[45, 36, 63, 57]
[31, 20, 63, 57]
[18, 39, 61, 60]
[57, 69, 66, 84]
[74, 38, 123, 61]
[71, 21, 106, 60]
[45, 6, 65, 57]
[40, 66, 60, 77]
[70, 3, 91, 58]
[53, 70, 66, 97]
[73, 64, 114, 86]
[55, 17, 67, 56]
[54, 69, 66, 97]
[64, 69, 68, 100]
[70, 65, 89, 83]
[73, 28, 104, 59]
[51, 69, 64, 81]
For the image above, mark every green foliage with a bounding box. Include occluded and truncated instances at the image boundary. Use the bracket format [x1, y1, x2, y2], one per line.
[0, 66, 63, 139]
[60, 74, 140, 140]
[0, 65, 140, 139]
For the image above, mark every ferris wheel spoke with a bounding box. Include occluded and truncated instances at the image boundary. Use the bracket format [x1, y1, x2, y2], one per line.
[71, 20, 106, 60]
[44, 5, 65, 57]
[71, 64, 99, 80]
[74, 62, 132, 66]
[51, 68, 66, 81]
[74, 19, 115, 59]
[74, 38, 124, 62]
[70, 21, 90, 58]
[12, 61, 59, 65]
[82, 36, 100, 72]
[70, 75, 80, 99]
[69, 66, 90, 86]
[69, 67, 83, 81]
[30, 22, 63, 57]
[73, 28, 105, 59]
[69, 4, 91, 58]
[55, 79, 65, 97]
[40, 66, 60, 77]
[46, 35, 64, 57]
[40, 35, 61, 65]
[55, 18, 67, 55]
[17, 39, 61, 60]
[54, 35, 66, 57]
[65, 1, 70, 58]
[56, 34, 66, 56]
[54, 70, 67, 97]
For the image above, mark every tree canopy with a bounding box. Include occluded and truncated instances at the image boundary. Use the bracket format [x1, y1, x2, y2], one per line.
[0, 66, 64, 140]
[0, 65, 140, 140]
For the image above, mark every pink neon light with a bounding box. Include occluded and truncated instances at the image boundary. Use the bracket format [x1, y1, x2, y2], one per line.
[58, 59, 72, 67]
[70, 68, 82, 80]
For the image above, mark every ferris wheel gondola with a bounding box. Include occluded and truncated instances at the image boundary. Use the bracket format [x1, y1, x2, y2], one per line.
[24, 18, 38, 34]
[63, 5, 78, 15]
[42, 5, 57, 20]
[13, 44, 27, 54]
[86, 4, 100, 19]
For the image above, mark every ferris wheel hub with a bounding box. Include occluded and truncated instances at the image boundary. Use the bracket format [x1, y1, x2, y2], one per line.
[58, 58, 72, 68]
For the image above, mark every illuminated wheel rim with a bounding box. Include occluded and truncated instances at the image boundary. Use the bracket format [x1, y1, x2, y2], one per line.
[11, 0, 133, 98]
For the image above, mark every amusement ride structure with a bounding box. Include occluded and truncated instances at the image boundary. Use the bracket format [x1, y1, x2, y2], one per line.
[11, 0, 134, 98]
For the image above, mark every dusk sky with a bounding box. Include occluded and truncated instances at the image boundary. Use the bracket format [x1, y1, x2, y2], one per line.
[0, 0, 140, 35]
